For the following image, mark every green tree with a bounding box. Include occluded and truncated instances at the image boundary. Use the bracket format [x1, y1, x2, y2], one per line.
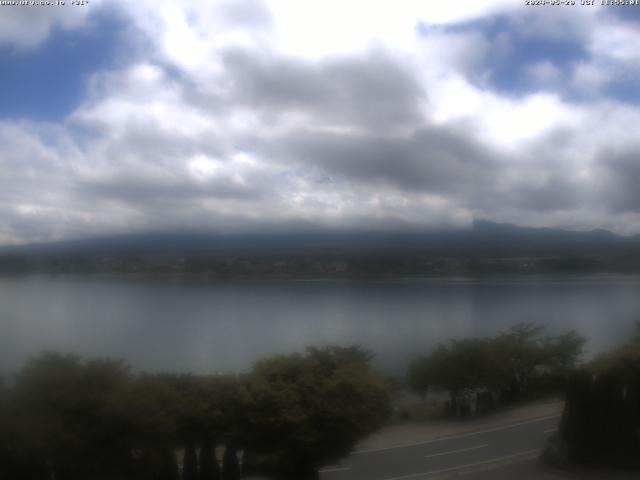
[12, 353, 133, 480]
[407, 324, 586, 414]
[243, 346, 391, 478]
[415, 339, 498, 416]
[540, 330, 587, 376]
[120, 374, 183, 479]
[493, 324, 585, 402]
[492, 324, 546, 402]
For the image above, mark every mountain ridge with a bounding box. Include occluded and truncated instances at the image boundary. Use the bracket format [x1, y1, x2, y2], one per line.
[1, 220, 638, 259]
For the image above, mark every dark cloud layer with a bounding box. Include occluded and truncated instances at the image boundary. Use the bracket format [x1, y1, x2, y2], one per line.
[268, 126, 498, 196]
[596, 149, 640, 214]
[224, 49, 424, 131]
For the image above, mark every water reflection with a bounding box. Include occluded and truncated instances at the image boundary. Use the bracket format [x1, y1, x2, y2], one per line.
[1, 274, 639, 375]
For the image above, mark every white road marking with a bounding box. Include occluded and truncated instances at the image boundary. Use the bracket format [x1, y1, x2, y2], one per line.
[319, 466, 352, 473]
[381, 448, 541, 480]
[353, 414, 560, 455]
[424, 444, 488, 459]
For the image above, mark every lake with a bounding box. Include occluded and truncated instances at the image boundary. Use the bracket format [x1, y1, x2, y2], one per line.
[1, 274, 639, 376]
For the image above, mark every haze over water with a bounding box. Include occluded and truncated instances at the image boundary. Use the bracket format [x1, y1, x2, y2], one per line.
[1, 274, 639, 376]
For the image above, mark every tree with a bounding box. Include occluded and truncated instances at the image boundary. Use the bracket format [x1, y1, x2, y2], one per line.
[492, 324, 546, 402]
[407, 355, 431, 398]
[120, 374, 184, 479]
[199, 436, 221, 480]
[12, 353, 133, 480]
[0, 377, 17, 479]
[407, 324, 587, 414]
[540, 330, 587, 376]
[3, 347, 389, 480]
[412, 339, 499, 416]
[183, 441, 198, 480]
[197, 374, 246, 450]
[222, 444, 240, 480]
[243, 346, 391, 478]
[560, 332, 640, 467]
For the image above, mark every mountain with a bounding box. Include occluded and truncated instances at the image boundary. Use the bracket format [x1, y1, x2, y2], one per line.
[1, 220, 638, 258]
[1, 221, 639, 275]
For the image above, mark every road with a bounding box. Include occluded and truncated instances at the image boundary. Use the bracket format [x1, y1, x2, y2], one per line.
[319, 414, 561, 480]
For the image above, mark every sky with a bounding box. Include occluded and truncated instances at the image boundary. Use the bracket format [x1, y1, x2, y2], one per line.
[1, 1, 640, 245]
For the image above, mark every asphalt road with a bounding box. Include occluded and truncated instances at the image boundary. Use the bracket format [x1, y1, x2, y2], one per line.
[319, 415, 561, 480]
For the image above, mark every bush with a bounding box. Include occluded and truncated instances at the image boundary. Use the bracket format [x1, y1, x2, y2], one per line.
[1, 346, 390, 480]
[560, 335, 640, 468]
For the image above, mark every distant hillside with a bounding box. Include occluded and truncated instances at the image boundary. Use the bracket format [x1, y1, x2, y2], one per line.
[2, 220, 638, 257]
[1, 221, 639, 276]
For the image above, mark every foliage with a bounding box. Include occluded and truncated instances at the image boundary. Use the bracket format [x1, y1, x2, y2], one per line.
[560, 329, 640, 467]
[199, 437, 221, 480]
[8, 354, 133, 479]
[242, 346, 391, 477]
[0, 346, 390, 479]
[407, 324, 586, 415]
[222, 445, 240, 480]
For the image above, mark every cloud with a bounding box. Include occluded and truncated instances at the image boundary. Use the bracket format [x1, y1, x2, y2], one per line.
[3, 1, 640, 244]
[0, 2, 96, 48]
[593, 147, 640, 215]
[527, 60, 562, 85]
[222, 49, 424, 133]
[571, 61, 610, 94]
[268, 126, 500, 196]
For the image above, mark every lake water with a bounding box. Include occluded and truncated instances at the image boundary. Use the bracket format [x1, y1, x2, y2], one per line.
[1, 274, 639, 376]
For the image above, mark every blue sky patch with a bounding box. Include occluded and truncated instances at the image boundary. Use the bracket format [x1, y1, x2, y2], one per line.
[0, 9, 129, 122]
[418, 16, 590, 98]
